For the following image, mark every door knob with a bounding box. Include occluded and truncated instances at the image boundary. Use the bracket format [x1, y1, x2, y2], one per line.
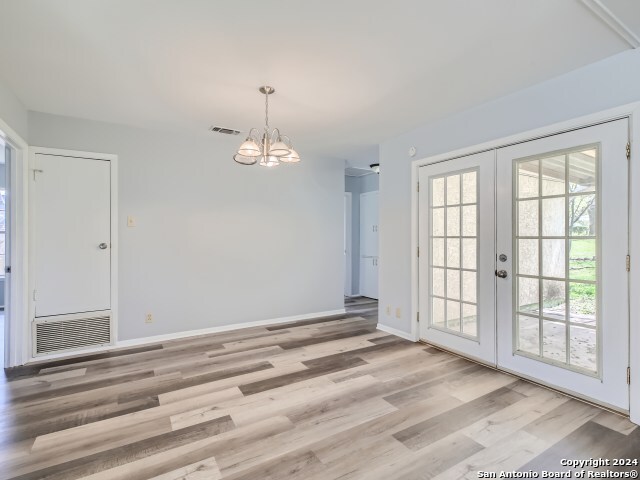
[495, 270, 508, 278]
[98, 243, 108, 250]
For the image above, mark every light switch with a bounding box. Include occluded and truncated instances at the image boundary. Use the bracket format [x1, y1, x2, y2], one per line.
[127, 216, 136, 227]
[395, 308, 402, 319]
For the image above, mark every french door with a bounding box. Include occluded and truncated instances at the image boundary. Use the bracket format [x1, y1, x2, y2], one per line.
[419, 119, 630, 411]
[418, 150, 496, 365]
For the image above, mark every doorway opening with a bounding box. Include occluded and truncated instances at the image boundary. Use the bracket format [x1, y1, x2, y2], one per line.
[0, 139, 12, 369]
[345, 168, 379, 299]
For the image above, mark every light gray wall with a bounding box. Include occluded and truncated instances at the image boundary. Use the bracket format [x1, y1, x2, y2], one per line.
[345, 173, 379, 295]
[0, 78, 28, 141]
[29, 111, 345, 341]
[378, 48, 640, 334]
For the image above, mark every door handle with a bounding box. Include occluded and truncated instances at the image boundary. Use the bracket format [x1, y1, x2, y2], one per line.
[495, 270, 508, 278]
[98, 243, 109, 250]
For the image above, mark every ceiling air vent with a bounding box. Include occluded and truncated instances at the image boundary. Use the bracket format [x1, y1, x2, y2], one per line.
[210, 126, 241, 135]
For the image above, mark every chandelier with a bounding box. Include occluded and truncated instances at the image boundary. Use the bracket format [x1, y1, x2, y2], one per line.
[233, 86, 301, 167]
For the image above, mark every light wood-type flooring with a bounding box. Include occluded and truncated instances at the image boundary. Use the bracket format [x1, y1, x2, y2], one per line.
[1, 297, 638, 479]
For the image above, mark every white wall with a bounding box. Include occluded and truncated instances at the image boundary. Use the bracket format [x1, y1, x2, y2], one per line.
[378, 48, 640, 334]
[345, 173, 379, 294]
[0, 78, 28, 141]
[29, 111, 345, 341]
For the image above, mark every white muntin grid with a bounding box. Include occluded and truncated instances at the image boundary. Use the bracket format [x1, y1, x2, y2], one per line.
[428, 167, 480, 340]
[513, 143, 601, 377]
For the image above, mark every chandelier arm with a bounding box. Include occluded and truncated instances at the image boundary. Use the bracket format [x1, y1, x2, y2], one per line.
[279, 134, 293, 148]
[270, 128, 281, 144]
[247, 128, 262, 144]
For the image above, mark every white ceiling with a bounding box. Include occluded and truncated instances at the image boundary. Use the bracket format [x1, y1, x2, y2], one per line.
[0, 0, 637, 166]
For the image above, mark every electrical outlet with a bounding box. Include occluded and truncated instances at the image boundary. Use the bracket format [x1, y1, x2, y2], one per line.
[145, 313, 153, 324]
[395, 308, 402, 319]
[127, 216, 136, 227]
[386, 305, 391, 316]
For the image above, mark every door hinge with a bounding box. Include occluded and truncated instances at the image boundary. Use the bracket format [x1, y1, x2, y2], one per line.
[4, 266, 10, 274]
[626, 255, 631, 272]
[32, 168, 43, 181]
[417, 246, 420, 257]
[417, 312, 420, 322]
[626, 142, 631, 161]
[417, 182, 420, 192]
[627, 367, 631, 385]
[33, 289, 37, 301]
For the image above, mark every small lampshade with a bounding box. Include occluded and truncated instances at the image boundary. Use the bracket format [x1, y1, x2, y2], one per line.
[237, 139, 261, 157]
[233, 153, 258, 165]
[280, 148, 301, 163]
[268, 141, 291, 157]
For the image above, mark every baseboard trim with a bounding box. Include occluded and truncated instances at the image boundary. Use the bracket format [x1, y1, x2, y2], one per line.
[117, 308, 347, 348]
[26, 308, 346, 364]
[376, 323, 417, 342]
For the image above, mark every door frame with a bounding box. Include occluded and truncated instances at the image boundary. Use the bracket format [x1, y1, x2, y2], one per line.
[344, 192, 353, 296]
[0, 117, 28, 368]
[28, 147, 118, 362]
[410, 101, 640, 424]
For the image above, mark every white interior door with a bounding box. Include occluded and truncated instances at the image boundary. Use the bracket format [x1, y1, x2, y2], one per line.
[360, 192, 379, 299]
[496, 120, 629, 411]
[418, 151, 496, 365]
[33, 153, 111, 317]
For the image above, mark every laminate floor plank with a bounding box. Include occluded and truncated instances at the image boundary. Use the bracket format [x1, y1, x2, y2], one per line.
[1, 299, 636, 480]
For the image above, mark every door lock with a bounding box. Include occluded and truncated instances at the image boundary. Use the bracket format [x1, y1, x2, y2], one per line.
[499, 254, 507, 262]
[495, 270, 508, 278]
[98, 243, 108, 250]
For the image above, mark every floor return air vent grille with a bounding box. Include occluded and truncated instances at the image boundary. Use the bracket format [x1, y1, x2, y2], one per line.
[33, 313, 112, 355]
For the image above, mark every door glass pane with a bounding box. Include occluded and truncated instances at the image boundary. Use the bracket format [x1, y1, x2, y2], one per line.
[569, 195, 596, 237]
[446, 238, 460, 268]
[432, 208, 444, 236]
[447, 206, 460, 236]
[462, 239, 476, 270]
[518, 200, 538, 237]
[569, 240, 596, 281]
[569, 149, 596, 193]
[541, 156, 566, 196]
[446, 269, 460, 300]
[462, 271, 476, 304]
[446, 174, 460, 205]
[542, 198, 565, 236]
[447, 300, 461, 331]
[514, 146, 599, 374]
[518, 239, 538, 276]
[429, 169, 478, 338]
[432, 267, 445, 297]
[432, 177, 445, 207]
[543, 320, 566, 362]
[518, 160, 539, 199]
[542, 280, 566, 321]
[462, 303, 477, 337]
[518, 277, 539, 315]
[462, 205, 476, 236]
[432, 238, 444, 267]
[542, 239, 565, 278]
[518, 315, 540, 355]
[432, 297, 446, 328]
[570, 325, 597, 371]
[462, 171, 476, 204]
